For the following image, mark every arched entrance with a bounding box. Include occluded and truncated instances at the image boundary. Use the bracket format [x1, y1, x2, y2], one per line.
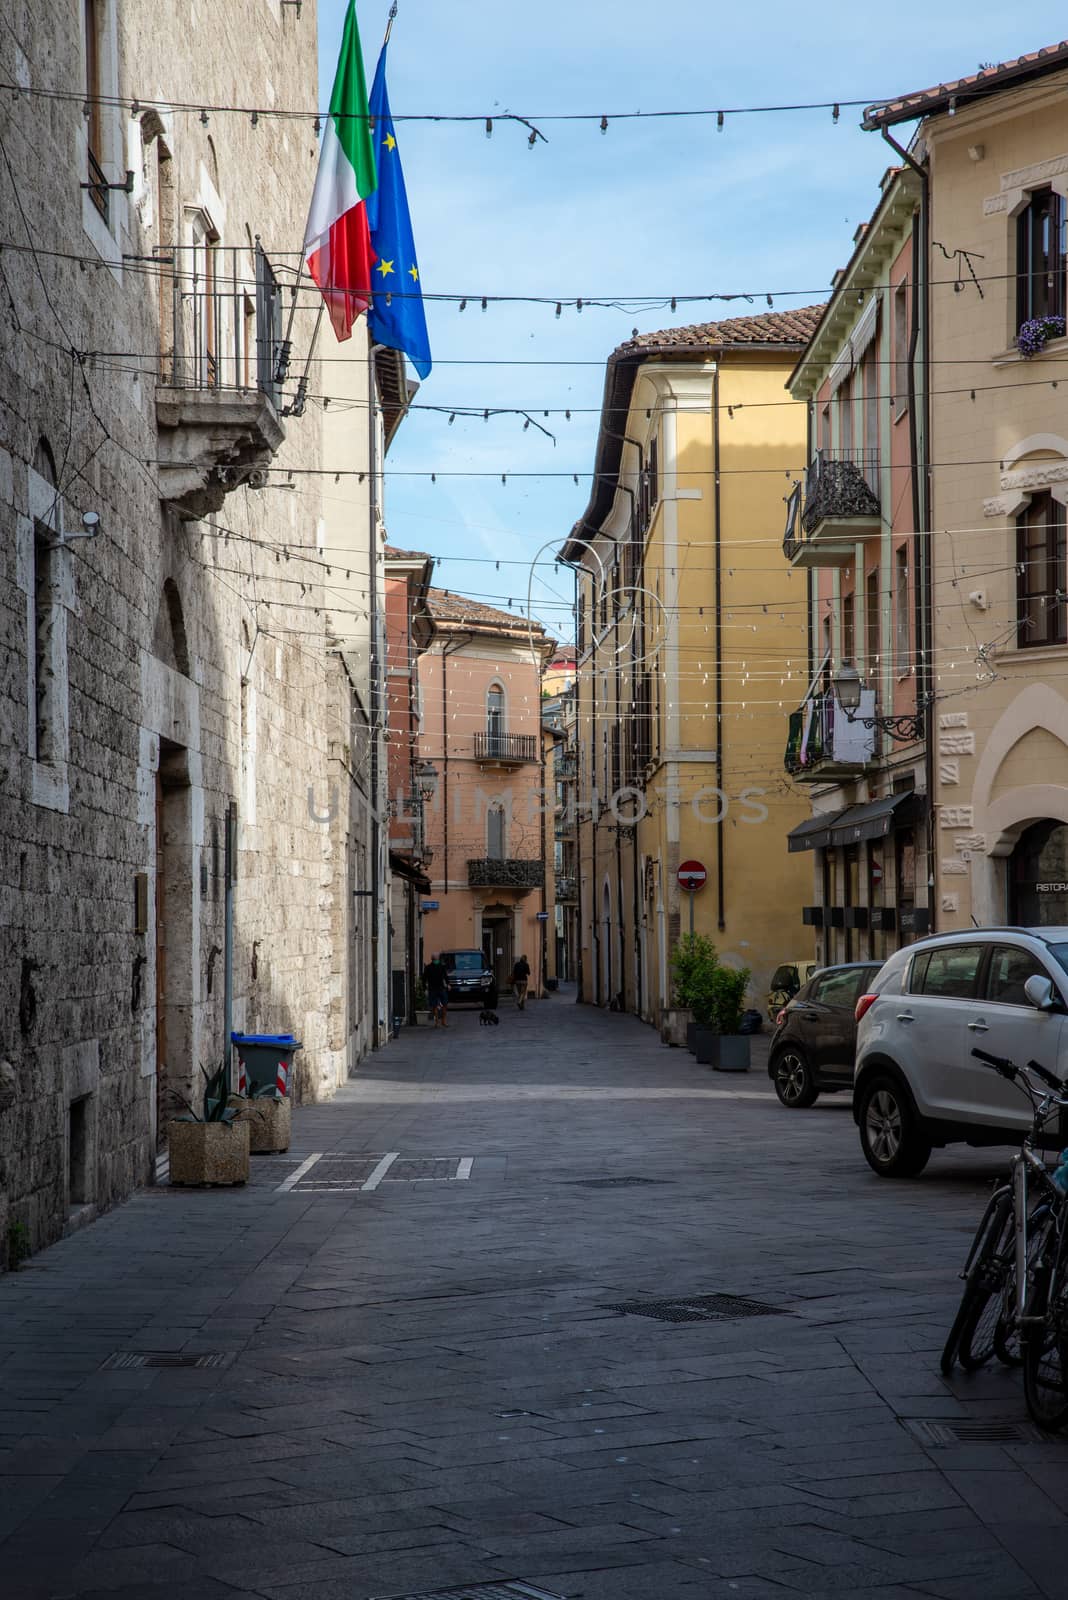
[1010, 820, 1068, 925]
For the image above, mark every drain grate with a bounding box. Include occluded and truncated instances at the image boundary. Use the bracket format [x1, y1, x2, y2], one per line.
[569, 1176, 670, 1188]
[100, 1352, 235, 1371]
[903, 1416, 1047, 1447]
[384, 1158, 465, 1182]
[604, 1291, 786, 1323]
[371, 1585, 566, 1600]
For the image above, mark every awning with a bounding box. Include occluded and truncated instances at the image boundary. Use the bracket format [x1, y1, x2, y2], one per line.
[388, 851, 432, 894]
[828, 790, 917, 847]
[786, 808, 848, 852]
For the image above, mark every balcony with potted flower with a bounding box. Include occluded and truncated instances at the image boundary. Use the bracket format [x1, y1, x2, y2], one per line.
[784, 681, 876, 782]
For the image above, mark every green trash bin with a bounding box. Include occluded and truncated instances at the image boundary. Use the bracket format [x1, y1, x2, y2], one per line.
[231, 1032, 301, 1096]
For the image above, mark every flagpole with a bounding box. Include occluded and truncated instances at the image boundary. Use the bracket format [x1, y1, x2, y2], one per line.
[382, 1, 397, 46]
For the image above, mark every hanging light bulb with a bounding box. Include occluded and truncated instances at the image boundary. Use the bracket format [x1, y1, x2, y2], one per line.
[485, 117, 493, 138]
[717, 111, 724, 131]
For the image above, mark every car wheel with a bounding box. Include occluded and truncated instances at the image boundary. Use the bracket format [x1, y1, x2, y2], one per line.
[772, 1048, 819, 1109]
[857, 1074, 932, 1178]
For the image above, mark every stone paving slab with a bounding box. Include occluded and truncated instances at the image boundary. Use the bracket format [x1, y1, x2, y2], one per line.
[2, 992, 1067, 1596]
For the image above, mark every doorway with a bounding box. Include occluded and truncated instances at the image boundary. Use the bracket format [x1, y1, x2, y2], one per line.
[481, 905, 514, 991]
[155, 740, 193, 1148]
[1011, 820, 1068, 926]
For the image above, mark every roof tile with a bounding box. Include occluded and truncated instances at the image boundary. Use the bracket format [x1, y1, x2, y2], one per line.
[615, 304, 826, 356]
[864, 39, 1068, 127]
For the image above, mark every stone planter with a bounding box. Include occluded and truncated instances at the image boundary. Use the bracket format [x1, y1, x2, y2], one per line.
[660, 1007, 692, 1047]
[686, 1022, 698, 1055]
[229, 1095, 291, 1153]
[694, 1031, 751, 1072]
[168, 1119, 249, 1186]
[415, 1009, 432, 1026]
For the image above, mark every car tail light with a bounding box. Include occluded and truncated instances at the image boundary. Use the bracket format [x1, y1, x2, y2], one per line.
[855, 993, 878, 1023]
[774, 1008, 788, 1028]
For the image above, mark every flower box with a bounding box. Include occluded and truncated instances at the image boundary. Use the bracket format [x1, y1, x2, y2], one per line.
[168, 1119, 250, 1186]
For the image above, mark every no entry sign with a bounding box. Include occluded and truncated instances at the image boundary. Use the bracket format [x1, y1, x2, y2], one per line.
[677, 860, 707, 892]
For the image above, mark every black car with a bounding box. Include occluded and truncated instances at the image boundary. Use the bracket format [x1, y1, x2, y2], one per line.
[441, 949, 496, 1007]
[768, 961, 882, 1108]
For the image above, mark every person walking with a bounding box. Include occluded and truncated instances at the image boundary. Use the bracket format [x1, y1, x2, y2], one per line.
[511, 953, 531, 1010]
[423, 953, 449, 1027]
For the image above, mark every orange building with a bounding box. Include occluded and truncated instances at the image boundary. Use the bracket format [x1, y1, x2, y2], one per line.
[417, 590, 555, 993]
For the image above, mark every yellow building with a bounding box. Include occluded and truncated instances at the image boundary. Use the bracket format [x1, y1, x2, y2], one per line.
[865, 42, 1068, 929]
[561, 309, 824, 1021]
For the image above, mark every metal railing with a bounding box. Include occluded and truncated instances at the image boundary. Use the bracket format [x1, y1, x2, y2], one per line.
[801, 449, 881, 533]
[555, 874, 578, 902]
[784, 689, 875, 775]
[467, 857, 545, 890]
[163, 241, 283, 406]
[473, 731, 539, 764]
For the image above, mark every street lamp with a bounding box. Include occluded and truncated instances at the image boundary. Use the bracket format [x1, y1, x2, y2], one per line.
[415, 758, 439, 804]
[832, 662, 926, 743]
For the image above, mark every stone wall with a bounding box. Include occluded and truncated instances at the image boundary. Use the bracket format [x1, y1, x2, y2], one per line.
[0, 0, 372, 1267]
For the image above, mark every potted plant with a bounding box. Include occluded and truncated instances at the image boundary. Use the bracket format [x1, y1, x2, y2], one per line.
[1017, 315, 1066, 358]
[413, 977, 431, 1025]
[229, 1079, 291, 1154]
[167, 1065, 250, 1186]
[665, 933, 717, 1049]
[694, 963, 753, 1072]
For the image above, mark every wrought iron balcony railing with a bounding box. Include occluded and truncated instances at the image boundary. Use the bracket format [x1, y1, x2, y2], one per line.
[467, 857, 545, 890]
[473, 731, 539, 764]
[801, 450, 880, 533]
[555, 874, 578, 902]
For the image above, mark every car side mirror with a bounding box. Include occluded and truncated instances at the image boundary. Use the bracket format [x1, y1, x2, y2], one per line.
[1024, 973, 1057, 1012]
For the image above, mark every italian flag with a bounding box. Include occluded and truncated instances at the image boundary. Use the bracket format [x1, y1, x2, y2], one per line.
[304, 0, 378, 342]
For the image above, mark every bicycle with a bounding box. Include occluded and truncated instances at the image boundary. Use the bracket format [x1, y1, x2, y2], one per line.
[940, 1047, 1068, 1428]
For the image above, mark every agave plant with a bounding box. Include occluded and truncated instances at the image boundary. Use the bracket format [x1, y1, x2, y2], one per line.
[167, 1064, 245, 1125]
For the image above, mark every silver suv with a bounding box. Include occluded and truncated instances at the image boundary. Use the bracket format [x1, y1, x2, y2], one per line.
[853, 927, 1068, 1178]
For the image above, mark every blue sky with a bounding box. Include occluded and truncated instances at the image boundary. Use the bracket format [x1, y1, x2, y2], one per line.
[316, 1, 1068, 641]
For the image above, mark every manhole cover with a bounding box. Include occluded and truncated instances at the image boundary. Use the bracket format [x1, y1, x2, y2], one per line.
[100, 1352, 235, 1371]
[384, 1158, 465, 1182]
[902, 1417, 1046, 1447]
[603, 1292, 786, 1323]
[569, 1177, 671, 1188]
[372, 1585, 566, 1600]
[290, 1155, 385, 1191]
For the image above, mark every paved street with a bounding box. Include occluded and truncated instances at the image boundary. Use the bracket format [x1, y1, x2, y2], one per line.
[3, 992, 1068, 1600]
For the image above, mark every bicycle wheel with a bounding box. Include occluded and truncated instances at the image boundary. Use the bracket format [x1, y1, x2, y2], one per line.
[940, 1189, 1013, 1376]
[1024, 1245, 1068, 1432]
[994, 1206, 1053, 1368]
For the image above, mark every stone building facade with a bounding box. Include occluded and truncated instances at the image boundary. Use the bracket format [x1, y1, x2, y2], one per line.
[0, 0, 377, 1264]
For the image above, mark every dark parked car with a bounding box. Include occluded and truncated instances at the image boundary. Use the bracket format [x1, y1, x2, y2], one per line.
[441, 949, 495, 1007]
[768, 961, 881, 1108]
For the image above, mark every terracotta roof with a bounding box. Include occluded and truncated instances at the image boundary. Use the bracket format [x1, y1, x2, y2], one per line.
[384, 544, 431, 562]
[425, 587, 549, 636]
[863, 39, 1068, 128]
[615, 304, 826, 355]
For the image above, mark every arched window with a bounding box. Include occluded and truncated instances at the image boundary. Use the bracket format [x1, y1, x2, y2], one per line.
[486, 683, 505, 756]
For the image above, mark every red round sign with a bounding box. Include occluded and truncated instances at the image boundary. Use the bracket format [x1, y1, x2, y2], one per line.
[677, 859, 707, 891]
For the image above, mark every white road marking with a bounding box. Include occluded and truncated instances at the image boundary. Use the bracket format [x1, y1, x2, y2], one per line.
[361, 1151, 400, 1191]
[455, 1157, 474, 1181]
[276, 1152, 323, 1192]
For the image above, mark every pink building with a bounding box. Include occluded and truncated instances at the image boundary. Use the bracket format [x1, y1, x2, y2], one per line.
[383, 546, 434, 1021]
[417, 590, 555, 993]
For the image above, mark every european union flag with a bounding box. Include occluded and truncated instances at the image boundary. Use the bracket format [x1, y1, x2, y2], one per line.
[365, 45, 432, 379]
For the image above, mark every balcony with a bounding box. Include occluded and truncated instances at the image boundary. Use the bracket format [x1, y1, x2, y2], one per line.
[555, 752, 578, 780]
[473, 731, 539, 765]
[156, 242, 286, 519]
[784, 689, 875, 782]
[555, 874, 578, 903]
[467, 857, 544, 892]
[783, 451, 881, 567]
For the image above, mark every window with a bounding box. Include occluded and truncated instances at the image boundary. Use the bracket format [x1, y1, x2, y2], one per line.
[1017, 188, 1066, 327]
[190, 212, 220, 387]
[910, 944, 984, 999]
[986, 946, 1050, 1006]
[32, 524, 56, 762]
[486, 684, 504, 737]
[865, 568, 880, 677]
[810, 968, 868, 1010]
[895, 547, 910, 673]
[842, 591, 855, 665]
[1017, 492, 1066, 648]
[83, 0, 106, 218]
[819, 403, 831, 456]
[862, 347, 879, 493]
[839, 370, 854, 456]
[893, 280, 909, 417]
[487, 805, 505, 860]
